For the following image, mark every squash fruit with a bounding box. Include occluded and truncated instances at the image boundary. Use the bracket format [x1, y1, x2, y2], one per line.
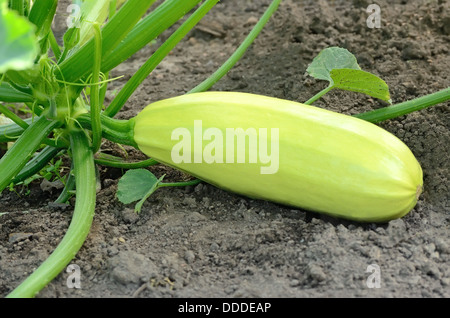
[133, 92, 423, 222]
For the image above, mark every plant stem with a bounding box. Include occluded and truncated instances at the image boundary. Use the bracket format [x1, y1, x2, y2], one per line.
[77, 113, 137, 148]
[7, 130, 96, 298]
[188, 0, 282, 94]
[0, 116, 60, 193]
[95, 153, 159, 169]
[304, 85, 333, 105]
[134, 178, 201, 213]
[90, 23, 103, 153]
[0, 104, 29, 129]
[105, 0, 219, 118]
[159, 179, 201, 188]
[54, 164, 76, 204]
[355, 87, 450, 123]
[12, 146, 61, 184]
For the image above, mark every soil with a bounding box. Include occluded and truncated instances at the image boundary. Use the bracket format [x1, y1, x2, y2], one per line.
[0, 0, 449, 298]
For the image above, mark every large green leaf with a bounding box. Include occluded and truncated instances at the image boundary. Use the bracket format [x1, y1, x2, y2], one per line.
[0, 0, 38, 73]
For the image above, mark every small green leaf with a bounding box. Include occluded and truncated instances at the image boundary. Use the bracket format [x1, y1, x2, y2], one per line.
[330, 69, 391, 102]
[117, 169, 160, 205]
[134, 174, 165, 213]
[306, 47, 360, 84]
[0, 0, 39, 73]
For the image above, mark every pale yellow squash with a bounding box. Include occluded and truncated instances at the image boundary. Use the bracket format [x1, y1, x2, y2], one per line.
[133, 92, 423, 222]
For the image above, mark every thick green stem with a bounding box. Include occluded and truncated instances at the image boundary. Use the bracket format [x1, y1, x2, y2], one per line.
[354, 87, 450, 123]
[0, 116, 59, 193]
[77, 113, 137, 148]
[188, 0, 282, 94]
[90, 23, 103, 152]
[7, 130, 96, 298]
[96, 1, 117, 104]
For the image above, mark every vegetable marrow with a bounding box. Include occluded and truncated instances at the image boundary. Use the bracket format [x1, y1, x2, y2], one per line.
[133, 92, 423, 222]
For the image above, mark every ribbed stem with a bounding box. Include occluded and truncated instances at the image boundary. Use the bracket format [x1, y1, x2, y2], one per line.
[7, 130, 96, 298]
[77, 113, 137, 148]
[90, 23, 103, 153]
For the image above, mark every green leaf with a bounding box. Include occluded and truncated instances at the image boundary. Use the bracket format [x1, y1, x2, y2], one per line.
[117, 169, 162, 205]
[0, 0, 38, 73]
[330, 69, 391, 102]
[306, 47, 360, 84]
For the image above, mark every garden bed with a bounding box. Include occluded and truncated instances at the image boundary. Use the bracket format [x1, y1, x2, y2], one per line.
[0, 0, 448, 297]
